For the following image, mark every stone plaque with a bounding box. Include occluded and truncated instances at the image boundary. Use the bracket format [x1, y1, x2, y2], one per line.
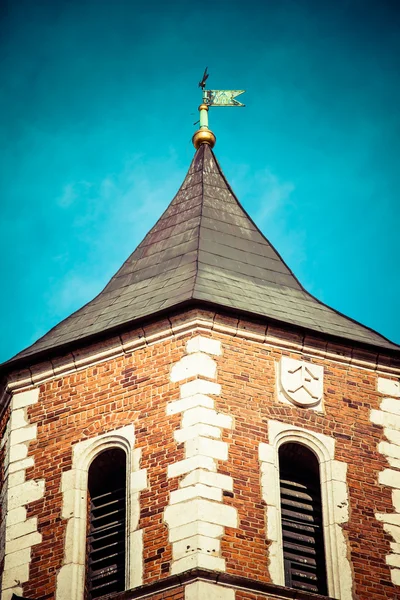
[279, 357, 323, 408]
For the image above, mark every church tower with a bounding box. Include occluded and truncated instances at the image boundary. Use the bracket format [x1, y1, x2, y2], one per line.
[1, 94, 400, 600]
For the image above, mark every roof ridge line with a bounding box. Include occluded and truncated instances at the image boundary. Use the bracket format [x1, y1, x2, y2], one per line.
[192, 144, 205, 299]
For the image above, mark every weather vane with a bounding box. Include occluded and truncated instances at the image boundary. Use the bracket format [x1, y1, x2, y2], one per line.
[192, 68, 245, 149]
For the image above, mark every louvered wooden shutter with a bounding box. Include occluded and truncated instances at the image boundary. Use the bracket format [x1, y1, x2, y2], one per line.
[279, 444, 327, 595]
[87, 449, 126, 599]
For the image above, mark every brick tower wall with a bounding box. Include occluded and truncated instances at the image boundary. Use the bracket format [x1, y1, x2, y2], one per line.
[0, 308, 399, 600]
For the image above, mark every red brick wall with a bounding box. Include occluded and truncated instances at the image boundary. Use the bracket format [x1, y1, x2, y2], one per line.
[215, 330, 395, 598]
[2, 310, 398, 599]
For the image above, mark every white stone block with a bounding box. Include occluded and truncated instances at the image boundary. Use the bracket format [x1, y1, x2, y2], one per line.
[261, 470, 279, 507]
[387, 554, 400, 568]
[171, 552, 225, 575]
[267, 506, 280, 542]
[333, 482, 349, 524]
[61, 469, 78, 494]
[181, 379, 221, 399]
[60, 489, 79, 521]
[4, 547, 31, 570]
[7, 479, 45, 510]
[377, 513, 400, 526]
[390, 542, 400, 554]
[385, 428, 400, 446]
[132, 447, 142, 472]
[9, 457, 34, 474]
[172, 534, 220, 560]
[7, 530, 42, 554]
[185, 437, 228, 461]
[167, 455, 216, 479]
[7, 470, 26, 489]
[167, 394, 214, 416]
[180, 469, 233, 491]
[187, 336, 222, 356]
[378, 377, 400, 398]
[259, 443, 274, 464]
[12, 389, 39, 410]
[391, 568, 400, 586]
[393, 490, 400, 512]
[6, 518, 37, 542]
[381, 398, 400, 416]
[171, 353, 217, 383]
[64, 518, 86, 566]
[383, 523, 400, 543]
[9, 444, 28, 463]
[168, 521, 224, 543]
[10, 409, 28, 431]
[185, 581, 235, 600]
[9, 424, 37, 446]
[371, 410, 400, 431]
[170, 484, 222, 505]
[130, 469, 147, 494]
[129, 528, 143, 589]
[1, 562, 29, 589]
[379, 469, 400, 489]
[182, 407, 232, 430]
[56, 562, 85, 600]
[388, 457, 400, 470]
[331, 460, 347, 482]
[165, 498, 237, 529]
[334, 525, 353, 599]
[175, 424, 221, 443]
[6, 507, 26, 527]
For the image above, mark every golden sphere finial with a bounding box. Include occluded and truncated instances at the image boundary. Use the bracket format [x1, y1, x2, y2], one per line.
[192, 128, 216, 149]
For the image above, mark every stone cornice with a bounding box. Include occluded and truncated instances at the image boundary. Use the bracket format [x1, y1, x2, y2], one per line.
[103, 567, 334, 600]
[4, 310, 400, 401]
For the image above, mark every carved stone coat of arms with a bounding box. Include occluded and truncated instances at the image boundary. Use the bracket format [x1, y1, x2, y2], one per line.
[279, 357, 324, 408]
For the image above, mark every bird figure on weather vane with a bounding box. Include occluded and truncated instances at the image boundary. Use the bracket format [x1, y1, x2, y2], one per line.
[198, 67, 209, 90]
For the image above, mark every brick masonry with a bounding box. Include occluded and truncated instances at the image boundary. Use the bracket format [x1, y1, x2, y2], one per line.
[0, 308, 399, 599]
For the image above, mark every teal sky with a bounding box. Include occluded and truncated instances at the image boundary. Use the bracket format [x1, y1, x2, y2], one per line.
[1, 0, 399, 362]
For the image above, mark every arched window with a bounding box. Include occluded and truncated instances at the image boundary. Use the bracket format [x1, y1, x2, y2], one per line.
[57, 425, 147, 600]
[279, 442, 327, 595]
[86, 448, 127, 599]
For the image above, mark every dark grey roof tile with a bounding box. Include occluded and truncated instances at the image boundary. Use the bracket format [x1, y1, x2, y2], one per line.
[202, 206, 257, 230]
[9, 143, 398, 364]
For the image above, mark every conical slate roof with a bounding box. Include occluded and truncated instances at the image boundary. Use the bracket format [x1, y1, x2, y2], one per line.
[10, 144, 399, 363]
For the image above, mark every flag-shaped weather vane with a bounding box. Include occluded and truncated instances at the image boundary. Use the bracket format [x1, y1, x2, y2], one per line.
[192, 68, 245, 149]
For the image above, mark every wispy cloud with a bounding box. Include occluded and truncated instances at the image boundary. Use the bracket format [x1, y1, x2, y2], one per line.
[230, 164, 306, 269]
[48, 153, 185, 317]
[57, 181, 92, 207]
[252, 170, 295, 223]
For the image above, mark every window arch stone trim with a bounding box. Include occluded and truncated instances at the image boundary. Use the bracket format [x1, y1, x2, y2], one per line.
[56, 425, 147, 600]
[258, 420, 352, 600]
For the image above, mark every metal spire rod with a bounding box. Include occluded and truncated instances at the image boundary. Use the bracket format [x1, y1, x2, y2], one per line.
[192, 69, 245, 149]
